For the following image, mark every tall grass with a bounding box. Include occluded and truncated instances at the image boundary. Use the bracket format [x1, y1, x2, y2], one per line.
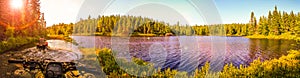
[0, 37, 37, 53]
[246, 32, 300, 40]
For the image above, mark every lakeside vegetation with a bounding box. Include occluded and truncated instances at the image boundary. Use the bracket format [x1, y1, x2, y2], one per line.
[0, 37, 37, 53]
[0, 0, 46, 53]
[91, 48, 300, 77]
[246, 33, 300, 41]
[46, 35, 76, 44]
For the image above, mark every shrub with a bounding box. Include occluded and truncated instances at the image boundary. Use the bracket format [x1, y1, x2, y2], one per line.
[0, 37, 37, 53]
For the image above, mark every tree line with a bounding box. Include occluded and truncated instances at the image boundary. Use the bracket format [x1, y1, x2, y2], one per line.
[73, 15, 174, 36]
[47, 6, 300, 37]
[223, 6, 300, 36]
[0, 0, 46, 52]
[47, 23, 73, 36]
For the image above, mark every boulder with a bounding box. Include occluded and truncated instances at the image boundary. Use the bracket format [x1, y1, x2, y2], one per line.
[165, 33, 173, 36]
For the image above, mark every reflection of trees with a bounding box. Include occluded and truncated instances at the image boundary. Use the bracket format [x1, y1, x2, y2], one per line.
[249, 39, 259, 61]
[249, 39, 295, 62]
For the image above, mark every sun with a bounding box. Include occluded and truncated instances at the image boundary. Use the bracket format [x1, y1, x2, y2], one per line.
[11, 0, 23, 9]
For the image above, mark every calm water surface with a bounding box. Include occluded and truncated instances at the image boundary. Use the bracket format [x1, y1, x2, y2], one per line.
[72, 36, 299, 72]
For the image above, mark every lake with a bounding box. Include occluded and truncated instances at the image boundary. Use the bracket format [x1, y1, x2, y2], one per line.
[72, 36, 299, 73]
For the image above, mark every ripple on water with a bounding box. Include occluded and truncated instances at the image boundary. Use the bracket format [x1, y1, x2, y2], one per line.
[73, 36, 300, 72]
[24, 40, 82, 62]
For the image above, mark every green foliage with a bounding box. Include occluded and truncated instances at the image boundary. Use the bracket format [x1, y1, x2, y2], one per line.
[131, 33, 157, 37]
[96, 48, 151, 77]
[96, 48, 120, 75]
[132, 57, 149, 66]
[222, 6, 299, 38]
[46, 23, 78, 44]
[246, 32, 298, 40]
[73, 15, 176, 36]
[47, 23, 74, 36]
[194, 62, 210, 78]
[0, 37, 37, 53]
[171, 25, 196, 36]
[0, 0, 46, 52]
[95, 48, 192, 78]
[240, 6, 300, 40]
[194, 50, 300, 78]
[48, 6, 300, 39]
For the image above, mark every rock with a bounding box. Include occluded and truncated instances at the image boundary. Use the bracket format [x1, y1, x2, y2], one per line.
[5, 54, 11, 57]
[6, 72, 11, 75]
[165, 33, 173, 36]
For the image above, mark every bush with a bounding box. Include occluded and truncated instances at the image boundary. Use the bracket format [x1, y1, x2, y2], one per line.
[95, 48, 191, 78]
[218, 50, 300, 77]
[0, 37, 37, 53]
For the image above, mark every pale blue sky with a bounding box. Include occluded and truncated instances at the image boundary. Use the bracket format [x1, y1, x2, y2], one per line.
[215, 0, 300, 24]
[40, 0, 300, 26]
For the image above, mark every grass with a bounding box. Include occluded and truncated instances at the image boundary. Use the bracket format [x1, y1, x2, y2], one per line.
[246, 33, 300, 41]
[94, 48, 190, 77]
[0, 37, 37, 53]
[78, 48, 101, 70]
[218, 50, 300, 77]
[131, 34, 157, 37]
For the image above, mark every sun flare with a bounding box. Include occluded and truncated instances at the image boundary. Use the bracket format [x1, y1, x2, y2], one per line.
[11, 0, 23, 8]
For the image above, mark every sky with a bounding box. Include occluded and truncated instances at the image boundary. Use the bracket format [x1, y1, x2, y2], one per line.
[40, 0, 300, 27]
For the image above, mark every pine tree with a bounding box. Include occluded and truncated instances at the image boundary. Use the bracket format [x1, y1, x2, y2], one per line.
[267, 11, 273, 35]
[281, 12, 289, 33]
[271, 6, 280, 35]
[289, 11, 296, 35]
[258, 16, 269, 35]
[249, 12, 257, 35]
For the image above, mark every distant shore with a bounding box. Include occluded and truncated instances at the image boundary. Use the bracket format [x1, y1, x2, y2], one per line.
[70, 34, 300, 41]
[246, 34, 300, 41]
[72, 33, 173, 37]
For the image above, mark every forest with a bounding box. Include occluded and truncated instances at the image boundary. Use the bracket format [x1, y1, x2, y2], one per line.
[47, 6, 300, 38]
[0, 0, 46, 53]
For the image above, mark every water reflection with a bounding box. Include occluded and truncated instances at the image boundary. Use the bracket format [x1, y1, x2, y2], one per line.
[249, 39, 298, 61]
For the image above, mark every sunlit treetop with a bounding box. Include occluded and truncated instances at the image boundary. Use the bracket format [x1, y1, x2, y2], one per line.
[11, 0, 23, 9]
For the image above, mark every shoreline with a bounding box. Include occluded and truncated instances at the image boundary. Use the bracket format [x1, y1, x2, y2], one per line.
[0, 42, 36, 54]
[0, 37, 38, 53]
[246, 35, 300, 41]
[47, 35, 78, 45]
[70, 34, 300, 41]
